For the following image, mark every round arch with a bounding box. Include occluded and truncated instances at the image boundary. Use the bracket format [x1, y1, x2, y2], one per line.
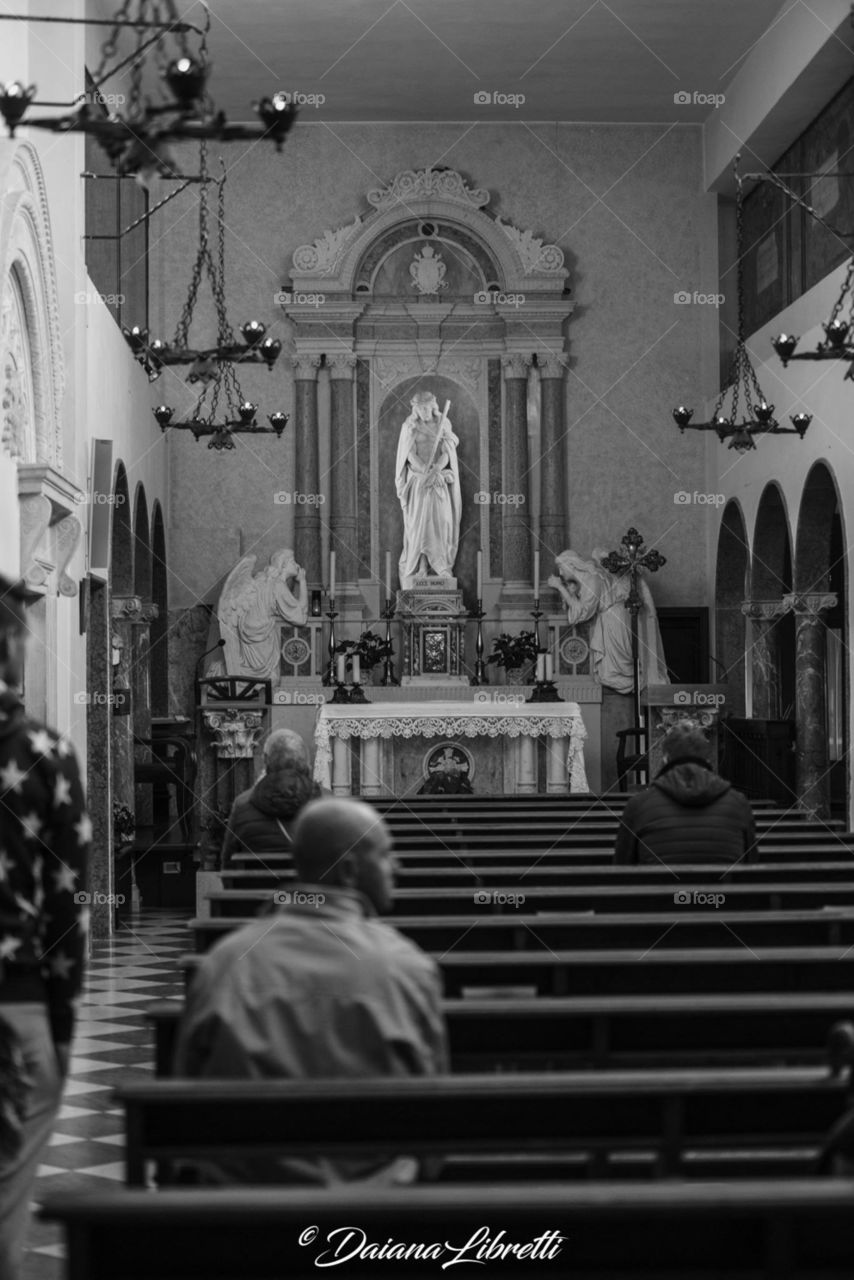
[133, 483, 151, 601]
[714, 499, 749, 716]
[110, 463, 133, 595]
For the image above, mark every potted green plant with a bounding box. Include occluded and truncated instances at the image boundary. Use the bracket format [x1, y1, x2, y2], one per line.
[486, 630, 539, 683]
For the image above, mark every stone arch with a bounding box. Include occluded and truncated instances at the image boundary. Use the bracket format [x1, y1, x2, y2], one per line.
[133, 484, 152, 601]
[752, 483, 793, 599]
[794, 461, 843, 594]
[714, 500, 749, 717]
[0, 141, 64, 466]
[111, 463, 133, 595]
[150, 502, 169, 717]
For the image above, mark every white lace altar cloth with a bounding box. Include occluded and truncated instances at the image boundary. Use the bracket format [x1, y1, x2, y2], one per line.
[313, 700, 588, 792]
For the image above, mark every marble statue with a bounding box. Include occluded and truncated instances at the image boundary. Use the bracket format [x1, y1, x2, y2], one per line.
[217, 549, 308, 679]
[395, 390, 461, 589]
[548, 548, 669, 694]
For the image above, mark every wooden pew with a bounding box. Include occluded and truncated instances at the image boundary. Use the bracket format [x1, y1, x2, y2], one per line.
[40, 1180, 854, 1279]
[114, 1069, 849, 1186]
[147, 993, 854, 1077]
[188, 908, 854, 956]
[204, 881, 854, 920]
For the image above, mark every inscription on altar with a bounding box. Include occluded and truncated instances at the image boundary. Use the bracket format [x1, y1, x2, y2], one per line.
[413, 576, 456, 590]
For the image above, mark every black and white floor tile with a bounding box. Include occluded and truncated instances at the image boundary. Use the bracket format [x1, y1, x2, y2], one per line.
[24, 911, 190, 1280]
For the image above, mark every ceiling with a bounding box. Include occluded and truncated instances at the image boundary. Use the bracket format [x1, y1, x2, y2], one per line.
[179, 0, 788, 123]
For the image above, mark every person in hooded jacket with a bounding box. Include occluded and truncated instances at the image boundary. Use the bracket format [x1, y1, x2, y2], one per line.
[614, 725, 756, 867]
[219, 728, 321, 868]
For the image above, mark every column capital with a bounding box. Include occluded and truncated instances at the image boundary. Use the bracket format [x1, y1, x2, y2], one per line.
[501, 352, 533, 380]
[202, 708, 265, 759]
[292, 354, 322, 380]
[111, 596, 159, 623]
[326, 352, 358, 380]
[782, 592, 838, 618]
[534, 351, 568, 380]
[741, 599, 789, 621]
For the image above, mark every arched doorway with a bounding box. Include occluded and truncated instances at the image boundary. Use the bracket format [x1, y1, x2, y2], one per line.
[714, 500, 749, 717]
[749, 484, 795, 721]
[793, 462, 848, 820]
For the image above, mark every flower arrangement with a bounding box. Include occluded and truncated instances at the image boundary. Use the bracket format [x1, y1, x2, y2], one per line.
[334, 630, 394, 671]
[486, 630, 539, 670]
[112, 802, 136, 847]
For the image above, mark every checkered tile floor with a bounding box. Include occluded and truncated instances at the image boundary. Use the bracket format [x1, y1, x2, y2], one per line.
[24, 911, 190, 1280]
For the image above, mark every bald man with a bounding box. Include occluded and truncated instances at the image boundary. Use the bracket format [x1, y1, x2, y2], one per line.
[174, 798, 448, 1184]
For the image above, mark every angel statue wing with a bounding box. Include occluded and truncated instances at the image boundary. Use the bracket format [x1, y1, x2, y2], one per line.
[217, 555, 258, 674]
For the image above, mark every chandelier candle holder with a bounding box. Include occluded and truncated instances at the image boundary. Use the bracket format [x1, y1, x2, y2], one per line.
[772, 259, 854, 381]
[0, 5, 298, 184]
[673, 156, 812, 452]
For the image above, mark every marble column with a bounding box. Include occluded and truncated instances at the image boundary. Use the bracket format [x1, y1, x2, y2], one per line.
[782, 592, 837, 821]
[537, 353, 569, 564]
[327, 353, 359, 591]
[501, 354, 533, 590]
[292, 355, 322, 586]
[516, 734, 537, 794]
[741, 600, 788, 719]
[332, 737, 351, 796]
[545, 738, 568, 793]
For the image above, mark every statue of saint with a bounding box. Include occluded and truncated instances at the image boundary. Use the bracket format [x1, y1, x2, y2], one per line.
[217, 549, 308, 679]
[395, 391, 461, 589]
[548, 548, 669, 694]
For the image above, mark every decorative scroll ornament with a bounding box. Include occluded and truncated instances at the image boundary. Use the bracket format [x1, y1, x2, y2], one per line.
[560, 635, 589, 666]
[494, 217, 565, 274]
[202, 708, 265, 759]
[409, 244, 447, 295]
[292, 215, 363, 275]
[366, 168, 490, 211]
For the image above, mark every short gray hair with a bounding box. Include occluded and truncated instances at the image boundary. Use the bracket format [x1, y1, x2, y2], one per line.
[263, 728, 309, 771]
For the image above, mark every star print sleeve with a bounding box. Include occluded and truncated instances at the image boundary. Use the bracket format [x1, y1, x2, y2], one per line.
[42, 742, 90, 1046]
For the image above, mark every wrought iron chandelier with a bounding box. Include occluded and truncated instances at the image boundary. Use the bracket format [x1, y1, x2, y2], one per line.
[123, 148, 281, 381]
[772, 256, 854, 380]
[0, 2, 298, 184]
[149, 155, 287, 450]
[673, 157, 812, 452]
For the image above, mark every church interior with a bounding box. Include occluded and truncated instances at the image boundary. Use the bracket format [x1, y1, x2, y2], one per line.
[2, 0, 854, 1275]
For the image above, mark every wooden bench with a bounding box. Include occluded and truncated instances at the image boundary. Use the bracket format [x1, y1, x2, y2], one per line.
[222, 859, 854, 890]
[147, 994, 854, 1076]
[189, 908, 854, 955]
[39, 1180, 854, 1278]
[114, 1069, 849, 1185]
[203, 882, 854, 920]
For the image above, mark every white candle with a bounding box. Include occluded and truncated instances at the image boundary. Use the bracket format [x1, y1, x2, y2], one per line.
[545, 653, 554, 681]
[385, 550, 392, 599]
[533, 550, 540, 600]
[476, 549, 483, 600]
[336, 655, 346, 683]
[351, 655, 361, 685]
[329, 550, 336, 600]
[537, 652, 546, 681]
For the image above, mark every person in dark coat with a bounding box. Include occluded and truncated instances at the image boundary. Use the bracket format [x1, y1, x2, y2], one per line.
[0, 575, 90, 1277]
[220, 729, 320, 868]
[614, 725, 756, 867]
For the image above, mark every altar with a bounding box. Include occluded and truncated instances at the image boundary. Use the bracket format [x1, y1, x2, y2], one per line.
[312, 698, 589, 797]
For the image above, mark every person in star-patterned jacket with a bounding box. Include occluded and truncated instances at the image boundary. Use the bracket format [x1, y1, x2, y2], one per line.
[0, 574, 90, 1278]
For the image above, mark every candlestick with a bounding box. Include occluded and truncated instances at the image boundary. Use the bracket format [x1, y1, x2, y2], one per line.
[351, 654, 360, 685]
[545, 653, 554, 681]
[533, 549, 540, 600]
[536, 652, 547, 682]
[380, 598, 399, 686]
[476, 549, 483, 600]
[329, 550, 336, 601]
[323, 602, 338, 687]
[470, 601, 488, 686]
[385, 550, 392, 600]
[336, 655, 346, 684]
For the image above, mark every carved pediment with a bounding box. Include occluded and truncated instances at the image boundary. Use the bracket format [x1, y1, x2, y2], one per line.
[17, 464, 84, 596]
[366, 168, 490, 211]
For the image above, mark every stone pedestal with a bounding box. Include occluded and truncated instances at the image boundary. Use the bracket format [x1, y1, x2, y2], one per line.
[783, 592, 837, 820]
